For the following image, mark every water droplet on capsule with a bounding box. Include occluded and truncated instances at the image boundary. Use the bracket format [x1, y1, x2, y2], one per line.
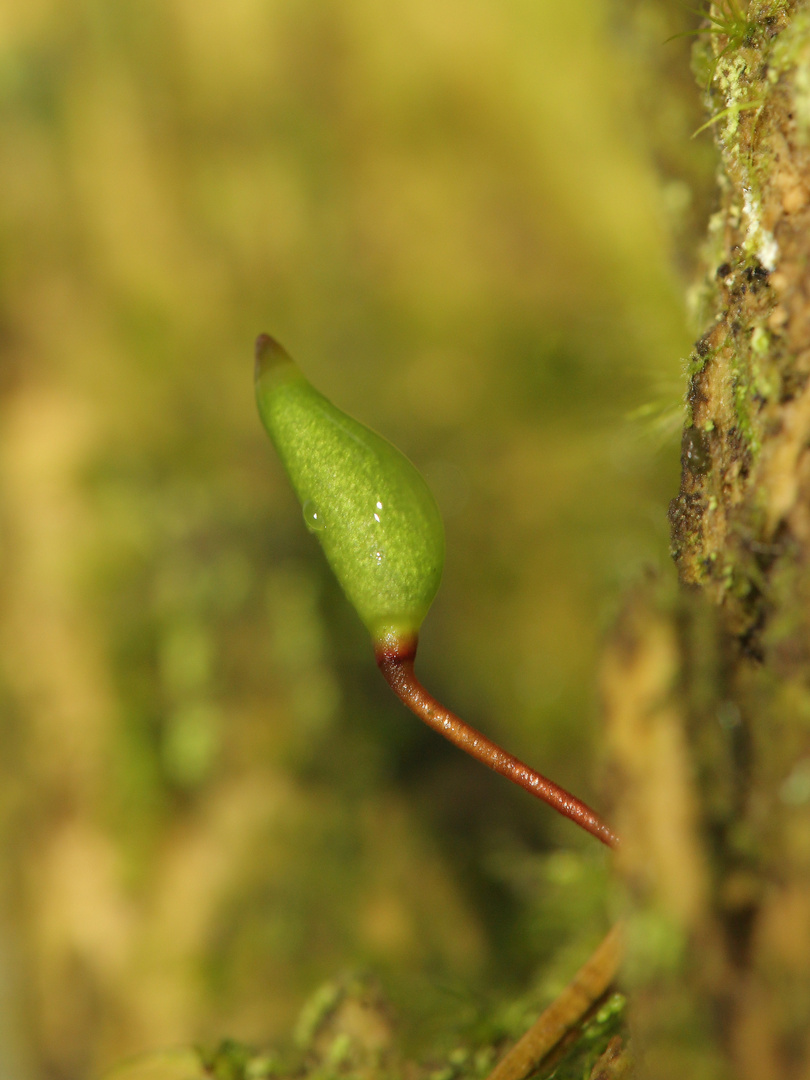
[302, 500, 325, 533]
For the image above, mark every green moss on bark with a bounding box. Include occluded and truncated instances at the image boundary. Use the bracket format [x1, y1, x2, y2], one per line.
[614, 3, 810, 1077]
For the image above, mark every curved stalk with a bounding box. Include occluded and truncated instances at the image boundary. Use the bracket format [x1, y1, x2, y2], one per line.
[375, 634, 619, 849]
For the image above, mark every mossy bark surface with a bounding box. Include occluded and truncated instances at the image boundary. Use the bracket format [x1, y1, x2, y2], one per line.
[606, 2, 810, 1077]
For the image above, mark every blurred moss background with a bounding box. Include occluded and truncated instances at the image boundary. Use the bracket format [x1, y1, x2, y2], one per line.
[0, 1, 710, 1077]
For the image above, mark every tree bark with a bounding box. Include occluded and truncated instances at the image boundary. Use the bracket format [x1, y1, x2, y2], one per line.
[604, 2, 810, 1077]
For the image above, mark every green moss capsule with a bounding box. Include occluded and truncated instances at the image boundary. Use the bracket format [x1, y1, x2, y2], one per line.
[255, 335, 445, 643]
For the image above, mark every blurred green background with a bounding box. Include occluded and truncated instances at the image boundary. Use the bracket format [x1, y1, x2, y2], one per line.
[0, 0, 711, 1076]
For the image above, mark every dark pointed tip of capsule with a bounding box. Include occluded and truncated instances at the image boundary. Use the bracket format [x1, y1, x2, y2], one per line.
[254, 333, 292, 382]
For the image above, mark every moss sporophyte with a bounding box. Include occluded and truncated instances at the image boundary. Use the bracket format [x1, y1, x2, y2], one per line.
[254, 334, 618, 850]
[255, 335, 622, 1080]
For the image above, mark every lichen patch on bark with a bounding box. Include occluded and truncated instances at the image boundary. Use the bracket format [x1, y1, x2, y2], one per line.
[670, 1, 810, 651]
[610, 5, 810, 1078]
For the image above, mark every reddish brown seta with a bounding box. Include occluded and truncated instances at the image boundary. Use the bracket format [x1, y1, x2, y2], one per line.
[375, 633, 619, 849]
